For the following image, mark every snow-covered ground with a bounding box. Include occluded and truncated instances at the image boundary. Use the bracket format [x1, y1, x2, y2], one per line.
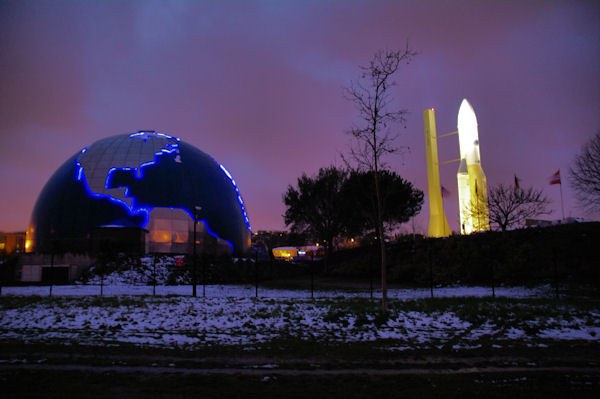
[0, 284, 546, 299]
[1, 285, 598, 350]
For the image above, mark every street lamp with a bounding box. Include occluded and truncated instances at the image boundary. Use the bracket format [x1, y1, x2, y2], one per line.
[192, 206, 202, 297]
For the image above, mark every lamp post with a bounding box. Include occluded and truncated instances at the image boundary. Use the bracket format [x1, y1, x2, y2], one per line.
[152, 253, 157, 297]
[49, 230, 56, 298]
[192, 206, 202, 297]
[49, 244, 55, 297]
[254, 249, 259, 298]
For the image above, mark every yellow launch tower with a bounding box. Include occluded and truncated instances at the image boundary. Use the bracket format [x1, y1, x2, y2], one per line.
[424, 108, 451, 237]
[456, 99, 490, 234]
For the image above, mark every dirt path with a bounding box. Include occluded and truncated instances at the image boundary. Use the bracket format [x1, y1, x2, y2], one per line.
[2, 349, 599, 376]
[2, 362, 600, 376]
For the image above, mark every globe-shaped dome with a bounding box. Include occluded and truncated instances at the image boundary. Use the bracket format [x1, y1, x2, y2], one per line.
[27, 131, 251, 256]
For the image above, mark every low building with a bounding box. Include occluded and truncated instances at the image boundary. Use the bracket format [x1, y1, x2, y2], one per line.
[0, 232, 26, 255]
[525, 217, 587, 228]
[272, 246, 324, 261]
[18, 253, 94, 284]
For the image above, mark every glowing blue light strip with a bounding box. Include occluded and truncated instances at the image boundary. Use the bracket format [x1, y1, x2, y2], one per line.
[219, 164, 233, 180]
[105, 167, 135, 189]
[129, 131, 181, 142]
[75, 147, 88, 182]
[219, 164, 251, 231]
[178, 207, 234, 254]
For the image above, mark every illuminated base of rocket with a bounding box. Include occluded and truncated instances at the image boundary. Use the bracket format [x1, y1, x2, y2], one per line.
[457, 160, 490, 234]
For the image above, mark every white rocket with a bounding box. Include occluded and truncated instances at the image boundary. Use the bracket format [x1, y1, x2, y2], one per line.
[456, 99, 489, 234]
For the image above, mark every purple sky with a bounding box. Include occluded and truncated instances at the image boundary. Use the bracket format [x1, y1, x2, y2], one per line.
[1, 0, 599, 234]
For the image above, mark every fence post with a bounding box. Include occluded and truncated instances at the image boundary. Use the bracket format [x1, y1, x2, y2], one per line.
[152, 254, 157, 297]
[428, 243, 434, 299]
[49, 250, 55, 297]
[552, 249, 559, 299]
[310, 251, 314, 299]
[100, 258, 104, 297]
[255, 251, 259, 298]
[370, 242, 376, 299]
[202, 255, 206, 298]
[490, 261, 495, 298]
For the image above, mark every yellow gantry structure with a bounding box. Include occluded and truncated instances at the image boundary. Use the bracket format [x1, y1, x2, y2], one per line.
[424, 108, 451, 237]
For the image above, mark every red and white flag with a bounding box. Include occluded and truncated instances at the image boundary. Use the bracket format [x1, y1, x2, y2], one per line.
[549, 169, 561, 185]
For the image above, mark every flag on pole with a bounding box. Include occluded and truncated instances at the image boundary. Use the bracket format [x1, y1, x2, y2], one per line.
[441, 186, 451, 198]
[549, 169, 561, 185]
[549, 169, 565, 220]
[514, 174, 521, 190]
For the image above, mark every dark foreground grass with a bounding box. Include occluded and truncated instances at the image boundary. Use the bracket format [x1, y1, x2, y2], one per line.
[2, 338, 599, 370]
[2, 293, 598, 313]
[1, 296, 598, 359]
[2, 369, 599, 399]
[1, 295, 599, 397]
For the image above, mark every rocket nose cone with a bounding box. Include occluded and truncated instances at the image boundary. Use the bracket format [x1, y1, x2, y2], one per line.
[458, 99, 477, 127]
[457, 98, 480, 162]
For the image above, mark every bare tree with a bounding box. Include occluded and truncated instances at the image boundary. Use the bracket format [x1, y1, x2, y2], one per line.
[569, 132, 600, 212]
[466, 183, 551, 231]
[344, 46, 416, 312]
[461, 190, 490, 233]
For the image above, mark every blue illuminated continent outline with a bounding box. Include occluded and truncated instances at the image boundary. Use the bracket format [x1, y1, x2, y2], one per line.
[104, 146, 180, 212]
[74, 132, 181, 226]
[74, 131, 251, 233]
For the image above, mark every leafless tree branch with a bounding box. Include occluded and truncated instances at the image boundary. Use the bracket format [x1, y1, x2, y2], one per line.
[569, 132, 600, 212]
[464, 183, 551, 231]
[342, 45, 416, 312]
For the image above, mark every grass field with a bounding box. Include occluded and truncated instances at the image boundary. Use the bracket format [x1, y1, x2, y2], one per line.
[1, 287, 599, 397]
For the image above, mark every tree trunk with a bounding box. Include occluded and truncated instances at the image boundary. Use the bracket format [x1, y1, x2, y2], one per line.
[373, 167, 388, 312]
[324, 236, 333, 273]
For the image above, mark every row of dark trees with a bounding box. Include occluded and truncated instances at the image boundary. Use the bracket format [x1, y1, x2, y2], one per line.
[283, 167, 424, 259]
[327, 222, 600, 290]
[282, 165, 568, 268]
[72, 221, 598, 289]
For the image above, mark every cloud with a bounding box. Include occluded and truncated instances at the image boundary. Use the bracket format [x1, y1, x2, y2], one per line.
[1, 0, 599, 232]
